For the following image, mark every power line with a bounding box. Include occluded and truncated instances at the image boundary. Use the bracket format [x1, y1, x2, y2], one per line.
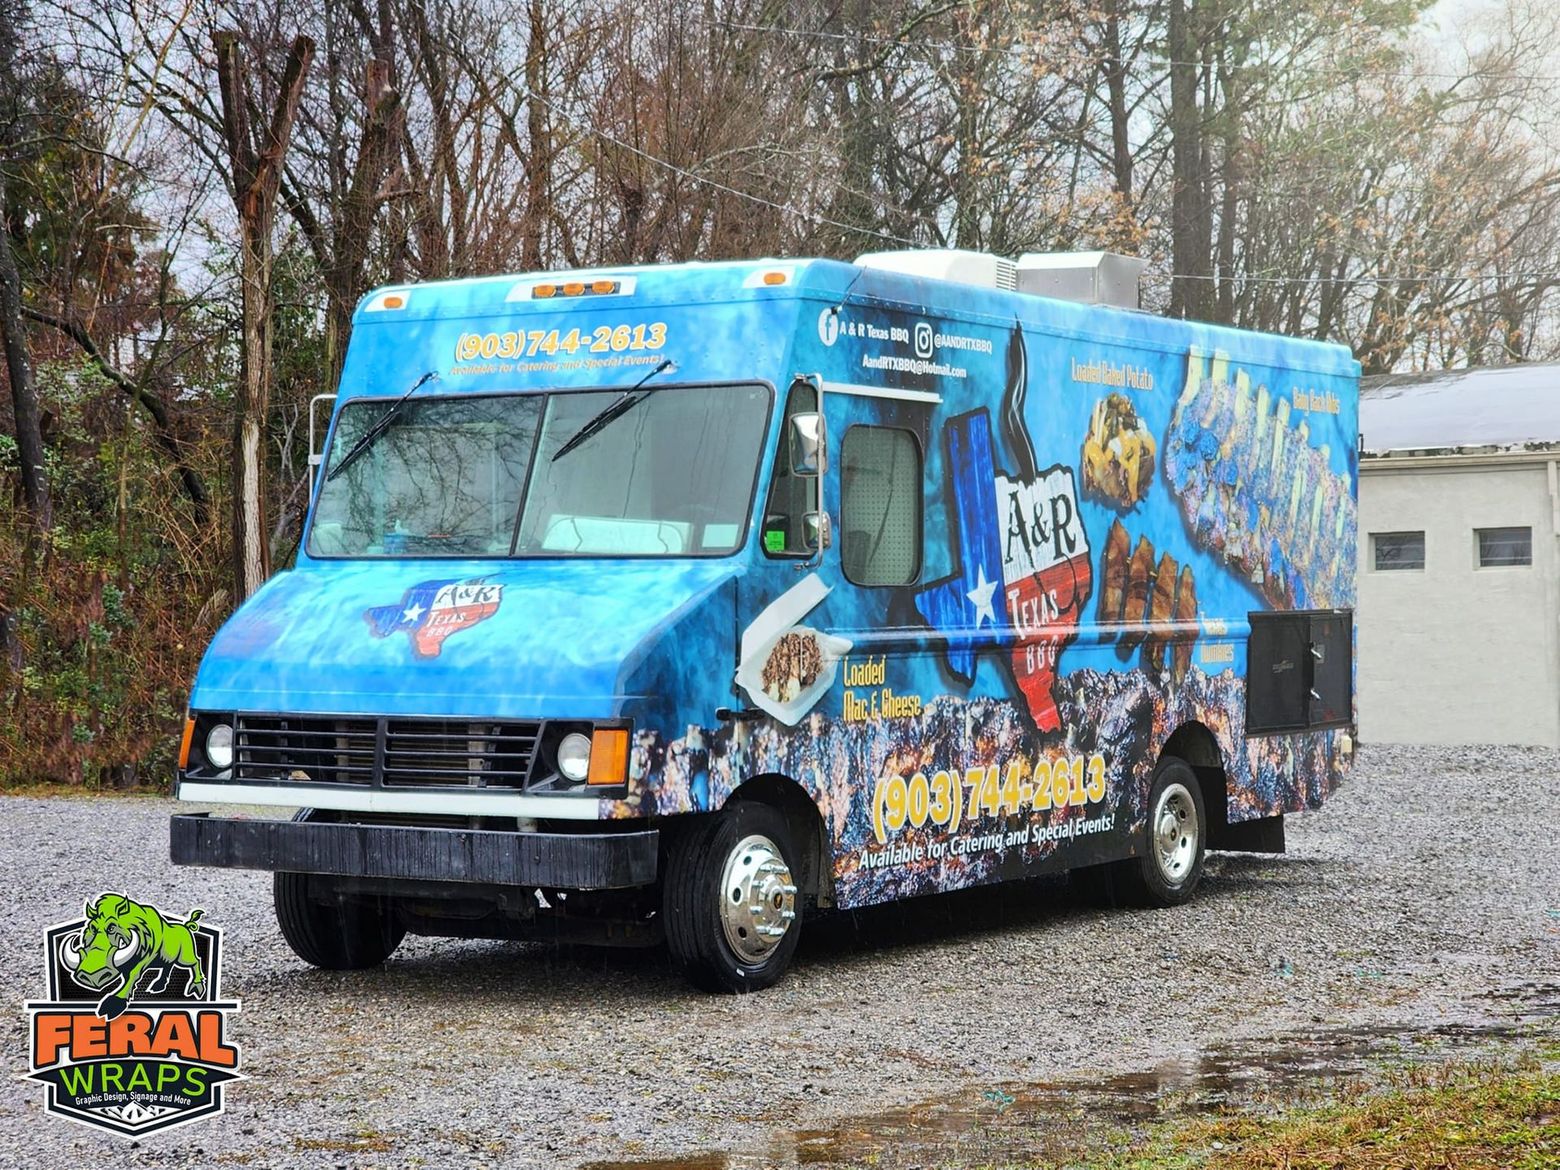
[703, 15, 1555, 86]
[521, 88, 1560, 290]
[1164, 268, 1560, 287]
[520, 85, 924, 248]
[525, 89, 1560, 291]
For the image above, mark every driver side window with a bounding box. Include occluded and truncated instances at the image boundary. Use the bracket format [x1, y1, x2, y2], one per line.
[760, 381, 819, 557]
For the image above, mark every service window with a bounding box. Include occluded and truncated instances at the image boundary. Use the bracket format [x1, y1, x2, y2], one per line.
[1246, 609, 1353, 735]
[1371, 531, 1424, 571]
[1477, 526, 1531, 567]
[840, 425, 922, 586]
[760, 380, 819, 557]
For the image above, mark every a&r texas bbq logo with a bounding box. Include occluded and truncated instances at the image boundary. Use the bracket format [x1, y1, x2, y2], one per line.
[24, 894, 242, 1136]
[365, 576, 505, 658]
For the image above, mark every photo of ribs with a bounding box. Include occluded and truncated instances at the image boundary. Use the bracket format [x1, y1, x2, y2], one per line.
[1095, 518, 1199, 684]
[1162, 347, 1356, 610]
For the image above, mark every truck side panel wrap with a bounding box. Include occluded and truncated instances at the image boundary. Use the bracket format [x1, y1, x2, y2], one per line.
[186, 260, 1358, 910]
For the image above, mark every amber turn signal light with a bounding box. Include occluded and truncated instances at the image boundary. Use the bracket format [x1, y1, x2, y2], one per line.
[587, 728, 630, 785]
[177, 716, 196, 769]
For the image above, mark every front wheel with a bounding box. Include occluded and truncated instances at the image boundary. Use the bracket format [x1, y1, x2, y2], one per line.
[273, 811, 405, 970]
[663, 802, 801, 993]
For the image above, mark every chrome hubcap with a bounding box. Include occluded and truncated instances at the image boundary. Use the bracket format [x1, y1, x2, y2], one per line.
[1152, 782, 1198, 883]
[719, 833, 797, 963]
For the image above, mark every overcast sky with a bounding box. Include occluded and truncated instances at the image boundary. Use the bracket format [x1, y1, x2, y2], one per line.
[1421, 0, 1502, 43]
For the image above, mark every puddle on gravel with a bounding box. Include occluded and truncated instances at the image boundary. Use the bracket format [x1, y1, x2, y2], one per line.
[582, 983, 1559, 1170]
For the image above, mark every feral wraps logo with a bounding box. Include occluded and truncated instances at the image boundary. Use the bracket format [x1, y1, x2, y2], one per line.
[365, 576, 504, 658]
[25, 894, 242, 1137]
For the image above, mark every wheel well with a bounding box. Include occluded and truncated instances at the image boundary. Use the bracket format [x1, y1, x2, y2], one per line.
[1162, 721, 1225, 823]
[1163, 721, 1222, 770]
[727, 774, 833, 908]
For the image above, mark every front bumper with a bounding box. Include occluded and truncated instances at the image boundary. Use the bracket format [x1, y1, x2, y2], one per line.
[170, 813, 658, 890]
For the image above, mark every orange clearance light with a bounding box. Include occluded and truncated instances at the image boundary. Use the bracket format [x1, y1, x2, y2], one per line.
[587, 728, 630, 785]
[562, 281, 585, 296]
[533, 283, 557, 298]
[591, 279, 617, 294]
[177, 716, 196, 769]
[762, 270, 787, 286]
[382, 294, 405, 309]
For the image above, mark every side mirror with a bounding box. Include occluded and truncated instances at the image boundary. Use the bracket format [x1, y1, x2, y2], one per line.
[804, 510, 832, 551]
[790, 412, 827, 477]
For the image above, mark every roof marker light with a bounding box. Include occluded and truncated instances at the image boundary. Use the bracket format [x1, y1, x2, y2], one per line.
[742, 266, 795, 288]
[364, 288, 411, 311]
[508, 276, 636, 302]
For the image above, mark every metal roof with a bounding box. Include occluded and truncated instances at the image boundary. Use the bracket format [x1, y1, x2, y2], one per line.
[1360, 363, 1560, 454]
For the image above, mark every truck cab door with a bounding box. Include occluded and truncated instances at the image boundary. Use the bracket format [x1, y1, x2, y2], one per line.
[732, 377, 928, 727]
[730, 379, 833, 726]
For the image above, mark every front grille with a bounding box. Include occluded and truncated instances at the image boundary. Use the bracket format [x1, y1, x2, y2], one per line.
[232, 714, 539, 789]
[383, 719, 537, 787]
[235, 714, 377, 784]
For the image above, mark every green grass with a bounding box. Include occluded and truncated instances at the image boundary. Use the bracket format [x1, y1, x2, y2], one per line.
[0, 779, 168, 797]
[1076, 1054, 1559, 1170]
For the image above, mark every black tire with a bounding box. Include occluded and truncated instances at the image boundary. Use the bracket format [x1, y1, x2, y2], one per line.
[663, 801, 802, 993]
[1108, 755, 1207, 908]
[273, 811, 405, 970]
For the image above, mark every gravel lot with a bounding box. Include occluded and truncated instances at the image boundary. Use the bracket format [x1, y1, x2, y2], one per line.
[1, 743, 1556, 1168]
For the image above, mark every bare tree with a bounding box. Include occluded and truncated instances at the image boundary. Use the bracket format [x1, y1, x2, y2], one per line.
[281, 46, 400, 389]
[0, 0, 51, 529]
[213, 28, 313, 600]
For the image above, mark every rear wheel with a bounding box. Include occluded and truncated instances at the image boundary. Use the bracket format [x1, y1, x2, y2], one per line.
[273, 811, 405, 970]
[663, 802, 801, 993]
[1112, 755, 1207, 907]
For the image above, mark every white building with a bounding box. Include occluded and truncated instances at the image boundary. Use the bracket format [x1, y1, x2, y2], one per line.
[1359, 365, 1560, 747]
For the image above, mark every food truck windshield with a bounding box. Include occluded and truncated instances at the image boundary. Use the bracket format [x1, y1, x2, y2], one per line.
[307, 381, 771, 559]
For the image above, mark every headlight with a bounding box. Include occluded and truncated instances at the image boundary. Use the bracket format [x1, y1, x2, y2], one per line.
[205, 723, 234, 770]
[556, 732, 592, 783]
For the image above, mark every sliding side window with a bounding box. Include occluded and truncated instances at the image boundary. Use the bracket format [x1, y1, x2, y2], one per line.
[840, 425, 922, 586]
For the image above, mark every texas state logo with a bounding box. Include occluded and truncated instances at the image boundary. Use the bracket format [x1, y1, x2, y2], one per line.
[25, 894, 242, 1136]
[913, 325, 1092, 733]
[365, 577, 504, 658]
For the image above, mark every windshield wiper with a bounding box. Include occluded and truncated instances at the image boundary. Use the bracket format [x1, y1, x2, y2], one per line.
[325, 371, 439, 483]
[551, 358, 676, 462]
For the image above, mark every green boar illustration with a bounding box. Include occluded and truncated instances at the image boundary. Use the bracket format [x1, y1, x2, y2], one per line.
[60, 894, 206, 1020]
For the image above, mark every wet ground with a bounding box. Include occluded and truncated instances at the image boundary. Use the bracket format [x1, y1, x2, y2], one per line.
[585, 982, 1560, 1169]
[2, 744, 1558, 1167]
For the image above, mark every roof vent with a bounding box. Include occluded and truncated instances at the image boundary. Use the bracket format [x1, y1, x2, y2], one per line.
[1015, 251, 1146, 309]
[855, 249, 1018, 291]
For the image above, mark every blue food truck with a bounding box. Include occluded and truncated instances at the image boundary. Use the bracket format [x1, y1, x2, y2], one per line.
[171, 250, 1359, 992]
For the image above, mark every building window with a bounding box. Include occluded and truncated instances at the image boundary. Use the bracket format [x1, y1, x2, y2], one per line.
[1477, 526, 1532, 568]
[1371, 531, 1424, 571]
[840, 426, 922, 585]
